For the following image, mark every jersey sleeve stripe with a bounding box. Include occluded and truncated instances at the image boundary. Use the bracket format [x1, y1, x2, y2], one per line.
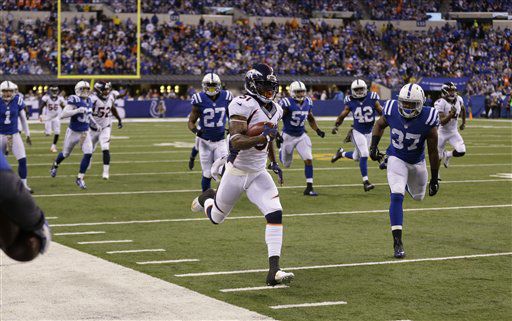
[430, 109, 440, 126]
[426, 108, 434, 125]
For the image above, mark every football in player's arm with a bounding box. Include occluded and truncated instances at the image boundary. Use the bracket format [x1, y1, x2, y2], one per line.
[190, 64, 293, 286]
[331, 79, 382, 192]
[187, 73, 231, 191]
[279, 81, 324, 196]
[369, 83, 439, 259]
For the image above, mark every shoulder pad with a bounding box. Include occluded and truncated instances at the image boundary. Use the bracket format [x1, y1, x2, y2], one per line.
[306, 97, 313, 106]
[344, 96, 351, 104]
[191, 93, 203, 106]
[382, 100, 396, 116]
[425, 107, 439, 126]
[370, 92, 380, 100]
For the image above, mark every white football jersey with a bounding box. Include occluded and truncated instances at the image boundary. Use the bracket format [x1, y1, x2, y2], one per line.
[434, 95, 463, 133]
[41, 95, 65, 119]
[228, 95, 283, 172]
[90, 92, 116, 128]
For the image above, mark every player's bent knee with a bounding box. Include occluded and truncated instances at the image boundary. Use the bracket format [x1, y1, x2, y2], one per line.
[411, 192, 425, 201]
[205, 199, 226, 224]
[265, 210, 282, 224]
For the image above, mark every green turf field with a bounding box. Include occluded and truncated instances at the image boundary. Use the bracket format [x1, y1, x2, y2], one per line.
[13, 119, 512, 321]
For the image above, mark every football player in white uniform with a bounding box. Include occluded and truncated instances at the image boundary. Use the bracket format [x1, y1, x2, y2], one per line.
[39, 86, 66, 152]
[191, 64, 294, 286]
[279, 81, 325, 196]
[434, 82, 466, 168]
[90, 81, 123, 180]
[0, 81, 32, 192]
[187, 73, 232, 191]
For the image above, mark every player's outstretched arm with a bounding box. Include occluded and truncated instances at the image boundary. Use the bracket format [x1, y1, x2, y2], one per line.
[427, 127, 440, 196]
[375, 100, 383, 115]
[187, 106, 201, 135]
[19, 109, 31, 145]
[229, 115, 272, 150]
[60, 105, 85, 119]
[369, 116, 388, 161]
[307, 110, 325, 138]
[332, 106, 350, 134]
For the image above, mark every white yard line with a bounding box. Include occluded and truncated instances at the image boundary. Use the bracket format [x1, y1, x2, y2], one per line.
[220, 285, 289, 293]
[77, 240, 133, 245]
[175, 252, 512, 278]
[54, 231, 105, 236]
[269, 301, 347, 309]
[107, 249, 166, 254]
[33, 179, 512, 198]
[50, 204, 512, 228]
[46, 216, 58, 219]
[136, 259, 200, 265]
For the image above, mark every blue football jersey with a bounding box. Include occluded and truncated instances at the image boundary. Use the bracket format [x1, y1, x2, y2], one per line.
[67, 95, 93, 132]
[191, 90, 232, 141]
[0, 152, 11, 171]
[280, 97, 313, 137]
[382, 100, 439, 164]
[345, 92, 380, 134]
[0, 95, 25, 135]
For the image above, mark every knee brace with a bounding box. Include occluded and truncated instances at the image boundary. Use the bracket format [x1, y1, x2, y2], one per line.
[205, 198, 227, 224]
[265, 210, 283, 224]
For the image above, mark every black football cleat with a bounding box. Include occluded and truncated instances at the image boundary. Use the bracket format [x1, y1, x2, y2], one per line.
[331, 147, 344, 163]
[188, 157, 195, 170]
[303, 186, 318, 196]
[363, 180, 375, 192]
[393, 239, 405, 259]
[266, 269, 295, 286]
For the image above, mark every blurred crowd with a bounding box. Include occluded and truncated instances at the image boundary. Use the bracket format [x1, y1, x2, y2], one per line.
[60, 16, 137, 75]
[140, 18, 511, 93]
[450, 0, 511, 12]
[0, 17, 57, 75]
[366, 0, 439, 20]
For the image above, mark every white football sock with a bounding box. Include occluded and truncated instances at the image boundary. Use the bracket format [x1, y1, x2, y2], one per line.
[77, 173, 85, 179]
[103, 165, 110, 174]
[265, 224, 283, 257]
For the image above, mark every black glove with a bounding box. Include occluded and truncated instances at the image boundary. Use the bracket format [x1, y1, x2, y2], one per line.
[344, 127, 353, 143]
[429, 177, 439, 196]
[268, 161, 283, 185]
[117, 121, 123, 129]
[316, 128, 325, 138]
[192, 128, 203, 137]
[276, 133, 283, 148]
[369, 145, 382, 161]
[261, 123, 278, 141]
[331, 126, 339, 135]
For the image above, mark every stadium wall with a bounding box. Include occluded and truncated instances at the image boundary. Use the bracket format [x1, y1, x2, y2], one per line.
[121, 96, 495, 119]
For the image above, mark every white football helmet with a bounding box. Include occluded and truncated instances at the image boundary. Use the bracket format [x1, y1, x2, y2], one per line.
[202, 73, 221, 96]
[0, 80, 17, 102]
[398, 83, 425, 119]
[351, 79, 367, 98]
[290, 81, 307, 102]
[75, 80, 91, 98]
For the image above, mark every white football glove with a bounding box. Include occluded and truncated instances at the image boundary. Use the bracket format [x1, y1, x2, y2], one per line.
[76, 107, 87, 114]
[211, 156, 227, 181]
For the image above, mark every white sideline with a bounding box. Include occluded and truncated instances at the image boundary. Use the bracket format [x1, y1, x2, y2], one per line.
[26, 163, 512, 179]
[107, 249, 166, 254]
[175, 252, 512, 278]
[136, 259, 200, 265]
[54, 231, 105, 236]
[33, 178, 512, 198]
[220, 285, 289, 293]
[1, 243, 274, 321]
[77, 239, 133, 244]
[49, 204, 512, 228]
[270, 301, 347, 309]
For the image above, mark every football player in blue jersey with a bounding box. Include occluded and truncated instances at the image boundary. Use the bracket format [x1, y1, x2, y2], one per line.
[0, 152, 51, 261]
[370, 83, 440, 258]
[279, 81, 325, 196]
[50, 81, 101, 189]
[187, 73, 233, 191]
[0, 81, 32, 193]
[331, 79, 382, 192]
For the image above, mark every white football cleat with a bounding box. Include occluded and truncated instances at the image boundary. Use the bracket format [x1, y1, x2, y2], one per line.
[191, 197, 203, 212]
[443, 151, 452, 168]
[102, 174, 109, 180]
[50, 145, 57, 153]
[267, 269, 295, 286]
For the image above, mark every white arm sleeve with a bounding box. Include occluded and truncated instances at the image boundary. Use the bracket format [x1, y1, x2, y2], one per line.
[19, 109, 30, 137]
[60, 105, 81, 119]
